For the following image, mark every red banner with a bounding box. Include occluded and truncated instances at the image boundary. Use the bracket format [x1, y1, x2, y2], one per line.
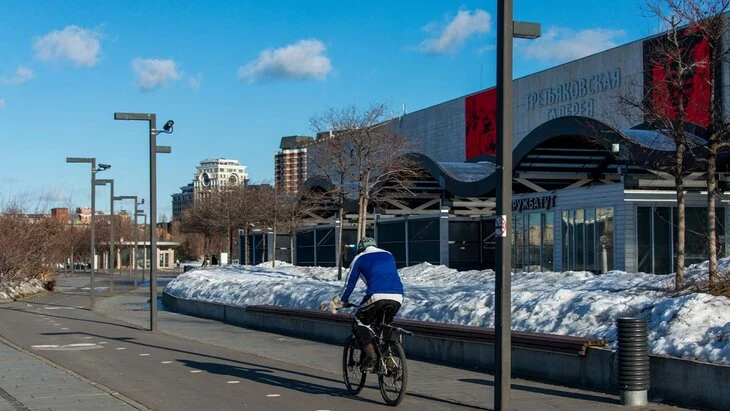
[465, 88, 497, 160]
[643, 26, 711, 128]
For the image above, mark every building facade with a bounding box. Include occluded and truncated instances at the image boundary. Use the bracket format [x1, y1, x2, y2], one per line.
[172, 183, 194, 221]
[275, 135, 313, 194]
[300, 16, 730, 274]
[193, 158, 249, 198]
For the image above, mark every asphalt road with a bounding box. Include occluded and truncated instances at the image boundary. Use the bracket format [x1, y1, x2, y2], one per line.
[0, 292, 475, 410]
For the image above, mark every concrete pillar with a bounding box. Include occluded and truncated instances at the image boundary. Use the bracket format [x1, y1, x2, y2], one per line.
[143, 247, 148, 269]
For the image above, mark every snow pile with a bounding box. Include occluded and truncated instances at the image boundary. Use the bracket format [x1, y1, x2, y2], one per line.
[164, 259, 730, 364]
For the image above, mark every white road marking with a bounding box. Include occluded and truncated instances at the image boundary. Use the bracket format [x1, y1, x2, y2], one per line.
[83, 336, 92, 339]
[98, 341, 108, 344]
[43, 306, 76, 310]
[226, 381, 240, 384]
[190, 370, 203, 373]
[266, 394, 281, 397]
[61, 328, 69, 330]
[116, 347, 126, 350]
[161, 361, 173, 364]
[139, 353, 150, 356]
[32, 343, 102, 351]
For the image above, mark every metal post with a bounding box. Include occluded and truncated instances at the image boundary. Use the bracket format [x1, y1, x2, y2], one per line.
[149, 114, 158, 332]
[109, 180, 115, 295]
[90, 162, 97, 309]
[495, 1, 514, 409]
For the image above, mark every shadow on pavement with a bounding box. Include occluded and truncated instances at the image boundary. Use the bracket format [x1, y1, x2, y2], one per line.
[459, 378, 619, 405]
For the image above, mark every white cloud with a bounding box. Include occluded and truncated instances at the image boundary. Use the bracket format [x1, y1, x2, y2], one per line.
[520, 27, 626, 63]
[0, 99, 5, 109]
[132, 58, 181, 92]
[187, 73, 203, 90]
[238, 39, 332, 83]
[0, 66, 34, 85]
[420, 8, 491, 54]
[33, 25, 102, 67]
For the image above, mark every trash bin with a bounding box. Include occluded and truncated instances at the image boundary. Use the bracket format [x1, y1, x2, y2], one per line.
[617, 317, 649, 406]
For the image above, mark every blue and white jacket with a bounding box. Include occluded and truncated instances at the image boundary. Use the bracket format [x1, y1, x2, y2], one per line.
[340, 246, 404, 304]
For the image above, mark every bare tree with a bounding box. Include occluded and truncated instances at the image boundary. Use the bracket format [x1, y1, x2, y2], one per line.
[639, 0, 730, 289]
[276, 191, 323, 264]
[309, 103, 421, 277]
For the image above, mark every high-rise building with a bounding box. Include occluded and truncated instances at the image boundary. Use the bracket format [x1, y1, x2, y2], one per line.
[171, 159, 249, 220]
[171, 183, 194, 221]
[193, 158, 249, 199]
[275, 135, 313, 194]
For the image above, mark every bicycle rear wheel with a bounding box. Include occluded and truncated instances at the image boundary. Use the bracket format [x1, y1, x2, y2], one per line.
[378, 341, 408, 406]
[342, 335, 366, 395]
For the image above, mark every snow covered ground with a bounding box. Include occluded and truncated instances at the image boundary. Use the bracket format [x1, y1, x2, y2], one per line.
[165, 259, 730, 365]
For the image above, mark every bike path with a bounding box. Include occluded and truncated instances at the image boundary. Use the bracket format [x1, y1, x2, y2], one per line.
[0, 274, 694, 410]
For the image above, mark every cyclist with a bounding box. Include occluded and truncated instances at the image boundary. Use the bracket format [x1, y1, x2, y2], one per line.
[332, 237, 403, 372]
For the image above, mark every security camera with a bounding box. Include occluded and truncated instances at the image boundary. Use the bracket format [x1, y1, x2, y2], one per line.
[163, 120, 174, 132]
[98, 164, 111, 170]
[140, 198, 145, 204]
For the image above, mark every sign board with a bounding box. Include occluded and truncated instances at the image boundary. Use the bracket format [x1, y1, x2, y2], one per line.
[495, 215, 507, 238]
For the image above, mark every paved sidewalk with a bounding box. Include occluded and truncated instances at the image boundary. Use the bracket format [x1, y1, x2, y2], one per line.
[0, 336, 140, 411]
[0, 273, 696, 410]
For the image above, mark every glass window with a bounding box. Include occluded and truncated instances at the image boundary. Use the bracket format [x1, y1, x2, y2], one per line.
[514, 215, 525, 272]
[528, 213, 541, 271]
[574, 210, 585, 270]
[597, 207, 614, 272]
[542, 212, 554, 271]
[585, 208, 596, 272]
[654, 207, 672, 274]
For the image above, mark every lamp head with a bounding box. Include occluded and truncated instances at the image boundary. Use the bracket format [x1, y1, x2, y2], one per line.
[163, 120, 174, 133]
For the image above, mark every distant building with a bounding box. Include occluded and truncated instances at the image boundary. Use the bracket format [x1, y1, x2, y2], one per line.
[171, 159, 249, 219]
[172, 183, 194, 221]
[75, 207, 91, 224]
[193, 158, 249, 199]
[275, 135, 313, 194]
[51, 208, 69, 223]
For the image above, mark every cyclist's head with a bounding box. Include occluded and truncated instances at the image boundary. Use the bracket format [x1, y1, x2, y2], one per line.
[357, 237, 376, 253]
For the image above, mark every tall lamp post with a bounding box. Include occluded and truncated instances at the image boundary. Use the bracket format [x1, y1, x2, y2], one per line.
[95, 178, 115, 295]
[113, 112, 174, 331]
[114, 195, 140, 289]
[65, 157, 110, 309]
[495, 2, 540, 410]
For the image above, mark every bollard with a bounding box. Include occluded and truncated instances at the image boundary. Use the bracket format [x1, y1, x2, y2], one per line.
[617, 317, 649, 406]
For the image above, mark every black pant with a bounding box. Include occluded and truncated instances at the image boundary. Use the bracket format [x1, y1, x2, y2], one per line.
[354, 297, 401, 346]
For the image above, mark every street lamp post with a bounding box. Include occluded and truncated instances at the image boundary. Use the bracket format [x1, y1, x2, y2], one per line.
[66, 157, 110, 309]
[113, 112, 174, 331]
[114, 195, 140, 289]
[95, 178, 115, 295]
[495, 2, 540, 410]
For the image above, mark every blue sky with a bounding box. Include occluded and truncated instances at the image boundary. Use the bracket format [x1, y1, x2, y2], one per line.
[0, 0, 660, 219]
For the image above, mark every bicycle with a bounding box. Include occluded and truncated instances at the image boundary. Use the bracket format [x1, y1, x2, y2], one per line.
[338, 302, 412, 406]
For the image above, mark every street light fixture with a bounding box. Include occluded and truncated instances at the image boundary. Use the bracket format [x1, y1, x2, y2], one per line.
[65, 157, 110, 309]
[95, 178, 115, 296]
[114, 195, 140, 289]
[113, 112, 174, 332]
[495, 2, 540, 410]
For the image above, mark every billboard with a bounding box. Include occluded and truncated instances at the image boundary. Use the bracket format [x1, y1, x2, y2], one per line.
[465, 88, 497, 160]
[643, 25, 712, 128]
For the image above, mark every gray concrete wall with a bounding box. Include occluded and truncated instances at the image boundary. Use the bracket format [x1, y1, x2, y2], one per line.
[163, 292, 730, 411]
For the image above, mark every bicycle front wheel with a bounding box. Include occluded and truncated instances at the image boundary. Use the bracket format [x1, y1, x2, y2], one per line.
[342, 335, 366, 395]
[378, 341, 408, 406]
